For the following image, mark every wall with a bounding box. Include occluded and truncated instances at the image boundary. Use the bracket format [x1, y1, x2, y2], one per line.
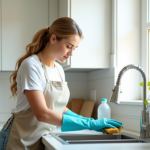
[65, 72, 88, 102]
[88, 69, 114, 119]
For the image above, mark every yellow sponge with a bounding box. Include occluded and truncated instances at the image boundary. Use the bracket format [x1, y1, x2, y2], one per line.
[104, 126, 122, 134]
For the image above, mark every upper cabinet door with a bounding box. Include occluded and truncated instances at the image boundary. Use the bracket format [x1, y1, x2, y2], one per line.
[2, 0, 48, 71]
[59, 0, 111, 71]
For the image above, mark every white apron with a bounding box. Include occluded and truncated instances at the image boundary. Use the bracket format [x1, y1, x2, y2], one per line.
[4, 51, 70, 150]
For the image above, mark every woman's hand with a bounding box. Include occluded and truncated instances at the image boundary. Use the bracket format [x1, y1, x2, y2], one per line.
[89, 118, 122, 132]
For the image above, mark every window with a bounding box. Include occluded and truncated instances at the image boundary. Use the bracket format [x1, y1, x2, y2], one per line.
[148, 29, 150, 83]
[148, 29, 150, 97]
[147, 0, 150, 98]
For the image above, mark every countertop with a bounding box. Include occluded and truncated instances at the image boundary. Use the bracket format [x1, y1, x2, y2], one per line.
[42, 127, 150, 150]
[1, 122, 150, 150]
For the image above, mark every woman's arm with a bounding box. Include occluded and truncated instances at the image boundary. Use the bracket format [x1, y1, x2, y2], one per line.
[24, 90, 63, 126]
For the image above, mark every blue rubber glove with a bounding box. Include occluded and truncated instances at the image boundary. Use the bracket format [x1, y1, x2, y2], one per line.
[64, 109, 94, 121]
[61, 114, 122, 133]
[64, 109, 105, 133]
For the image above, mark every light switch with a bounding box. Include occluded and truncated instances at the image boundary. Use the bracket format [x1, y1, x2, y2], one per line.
[91, 90, 96, 101]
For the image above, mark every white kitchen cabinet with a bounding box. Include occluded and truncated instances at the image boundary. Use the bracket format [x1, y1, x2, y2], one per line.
[1, 0, 49, 71]
[58, 0, 111, 72]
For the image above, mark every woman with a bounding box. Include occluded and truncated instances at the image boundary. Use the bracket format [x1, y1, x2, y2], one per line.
[0, 17, 122, 150]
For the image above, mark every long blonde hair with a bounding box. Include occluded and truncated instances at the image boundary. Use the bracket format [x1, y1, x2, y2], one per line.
[10, 17, 83, 99]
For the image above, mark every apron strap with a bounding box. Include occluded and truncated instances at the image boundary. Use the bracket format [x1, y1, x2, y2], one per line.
[39, 51, 50, 82]
[55, 63, 64, 82]
[38, 51, 64, 82]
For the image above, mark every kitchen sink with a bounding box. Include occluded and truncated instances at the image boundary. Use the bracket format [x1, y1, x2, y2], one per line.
[50, 132, 150, 144]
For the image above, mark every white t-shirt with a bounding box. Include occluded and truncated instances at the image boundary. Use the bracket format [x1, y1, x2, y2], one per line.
[12, 54, 65, 114]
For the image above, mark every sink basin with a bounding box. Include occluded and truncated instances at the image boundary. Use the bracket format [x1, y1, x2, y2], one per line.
[51, 132, 150, 144]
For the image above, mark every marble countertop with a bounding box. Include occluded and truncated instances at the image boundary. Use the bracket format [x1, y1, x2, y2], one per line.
[42, 127, 150, 150]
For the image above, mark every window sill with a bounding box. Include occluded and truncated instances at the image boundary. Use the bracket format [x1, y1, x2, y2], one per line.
[119, 100, 150, 106]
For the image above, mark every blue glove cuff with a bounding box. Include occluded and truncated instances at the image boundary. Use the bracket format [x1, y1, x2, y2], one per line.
[61, 114, 91, 132]
[65, 109, 94, 121]
[65, 109, 78, 116]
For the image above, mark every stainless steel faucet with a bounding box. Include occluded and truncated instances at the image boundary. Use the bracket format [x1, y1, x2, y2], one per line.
[109, 64, 150, 138]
